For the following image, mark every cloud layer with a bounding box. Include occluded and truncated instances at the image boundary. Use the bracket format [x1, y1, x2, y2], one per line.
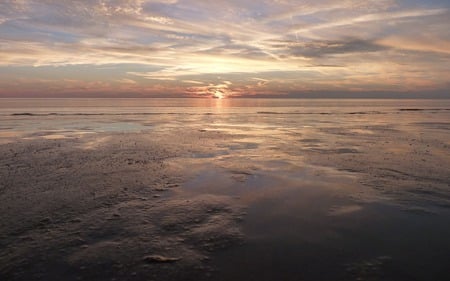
[1, 0, 449, 97]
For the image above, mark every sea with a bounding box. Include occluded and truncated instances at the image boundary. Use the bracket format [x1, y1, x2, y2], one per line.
[1, 98, 449, 139]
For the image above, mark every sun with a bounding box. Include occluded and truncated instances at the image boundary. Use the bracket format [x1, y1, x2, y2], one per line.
[214, 91, 225, 99]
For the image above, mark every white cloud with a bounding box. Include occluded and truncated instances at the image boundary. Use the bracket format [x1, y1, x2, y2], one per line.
[145, 16, 173, 24]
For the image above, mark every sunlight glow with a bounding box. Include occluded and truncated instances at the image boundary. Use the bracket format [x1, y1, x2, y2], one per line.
[214, 91, 225, 99]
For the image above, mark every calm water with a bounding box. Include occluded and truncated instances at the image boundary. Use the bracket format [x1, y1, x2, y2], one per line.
[1, 98, 450, 280]
[1, 98, 449, 139]
[1, 98, 450, 114]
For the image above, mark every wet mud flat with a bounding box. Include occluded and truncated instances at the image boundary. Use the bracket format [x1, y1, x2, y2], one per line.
[0, 130, 245, 281]
[1, 112, 450, 281]
[202, 117, 450, 281]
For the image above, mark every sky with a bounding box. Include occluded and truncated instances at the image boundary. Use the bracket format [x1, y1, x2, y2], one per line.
[0, 0, 449, 98]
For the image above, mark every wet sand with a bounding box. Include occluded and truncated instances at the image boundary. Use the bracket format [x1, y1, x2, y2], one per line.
[1, 99, 450, 280]
[0, 130, 245, 281]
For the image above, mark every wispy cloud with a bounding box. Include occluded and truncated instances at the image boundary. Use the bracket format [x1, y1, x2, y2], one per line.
[291, 8, 448, 37]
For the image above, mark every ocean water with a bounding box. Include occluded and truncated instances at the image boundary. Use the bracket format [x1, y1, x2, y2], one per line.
[1, 98, 449, 139]
[1, 98, 450, 280]
[2, 98, 450, 115]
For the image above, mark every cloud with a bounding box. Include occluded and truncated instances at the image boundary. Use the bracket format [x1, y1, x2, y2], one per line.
[145, 16, 173, 24]
[290, 8, 448, 38]
[264, 0, 396, 23]
[377, 36, 450, 55]
[284, 38, 387, 58]
[0, 0, 449, 97]
[116, 78, 137, 84]
[182, 80, 204, 84]
[251, 78, 269, 87]
[186, 81, 235, 98]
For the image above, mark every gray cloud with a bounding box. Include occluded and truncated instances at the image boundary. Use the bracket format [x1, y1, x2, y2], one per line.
[198, 43, 270, 59]
[281, 38, 388, 58]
